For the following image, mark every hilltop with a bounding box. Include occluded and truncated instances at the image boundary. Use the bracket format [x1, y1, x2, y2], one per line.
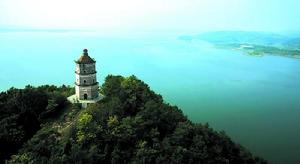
[1, 75, 267, 163]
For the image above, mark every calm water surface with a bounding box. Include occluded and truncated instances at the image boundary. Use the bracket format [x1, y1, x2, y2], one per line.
[1, 32, 300, 164]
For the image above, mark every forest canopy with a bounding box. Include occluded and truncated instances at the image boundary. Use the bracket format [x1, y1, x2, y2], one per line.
[1, 75, 267, 164]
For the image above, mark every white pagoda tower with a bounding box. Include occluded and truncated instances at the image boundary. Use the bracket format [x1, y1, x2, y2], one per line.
[68, 49, 102, 104]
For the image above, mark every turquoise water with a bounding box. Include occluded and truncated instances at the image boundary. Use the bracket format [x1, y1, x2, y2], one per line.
[1, 32, 300, 163]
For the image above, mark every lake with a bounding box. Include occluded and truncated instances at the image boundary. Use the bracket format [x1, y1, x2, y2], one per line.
[1, 32, 300, 164]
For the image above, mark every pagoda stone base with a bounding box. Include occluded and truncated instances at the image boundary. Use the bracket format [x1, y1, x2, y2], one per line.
[75, 84, 99, 100]
[67, 93, 104, 108]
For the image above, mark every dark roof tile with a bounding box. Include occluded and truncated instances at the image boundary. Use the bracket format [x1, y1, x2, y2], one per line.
[76, 49, 95, 64]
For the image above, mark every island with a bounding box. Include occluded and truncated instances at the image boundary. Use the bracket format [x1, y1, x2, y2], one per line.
[215, 43, 300, 58]
[179, 31, 300, 59]
[0, 75, 267, 164]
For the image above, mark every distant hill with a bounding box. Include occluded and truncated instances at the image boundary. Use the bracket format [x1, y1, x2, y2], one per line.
[1, 75, 267, 164]
[285, 38, 300, 48]
[179, 31, 300, 49]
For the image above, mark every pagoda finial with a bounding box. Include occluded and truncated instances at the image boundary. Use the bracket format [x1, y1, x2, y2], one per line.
[83, 49, 88, 55]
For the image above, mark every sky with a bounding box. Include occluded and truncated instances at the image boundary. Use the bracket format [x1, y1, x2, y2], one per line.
[0, 0, 300, 34]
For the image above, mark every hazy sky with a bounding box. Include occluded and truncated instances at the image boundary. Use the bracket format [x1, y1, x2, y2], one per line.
[0, 0, 299, 33]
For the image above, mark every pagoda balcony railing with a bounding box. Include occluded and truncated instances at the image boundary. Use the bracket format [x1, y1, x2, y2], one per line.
[75, 71, 97, 75]
[75, 82, 99, 86]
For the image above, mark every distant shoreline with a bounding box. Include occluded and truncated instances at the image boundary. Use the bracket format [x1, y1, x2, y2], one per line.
[215, 43, 300, 59]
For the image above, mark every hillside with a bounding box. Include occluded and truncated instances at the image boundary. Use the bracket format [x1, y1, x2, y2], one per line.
[1, 75, 267, 164]
[0, 85, 74, 163]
